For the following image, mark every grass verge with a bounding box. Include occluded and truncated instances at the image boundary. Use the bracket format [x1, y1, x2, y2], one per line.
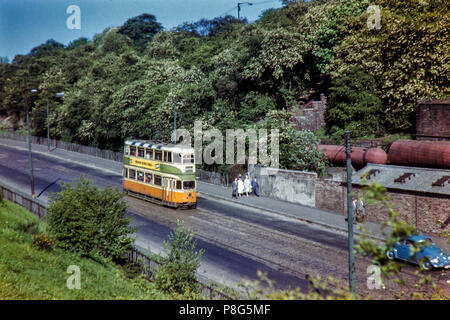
[0, 200, 168, 300]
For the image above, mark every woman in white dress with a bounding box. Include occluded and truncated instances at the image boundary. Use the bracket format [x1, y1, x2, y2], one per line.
[243, 175, 252, 197]
[237, 176, 244, 197]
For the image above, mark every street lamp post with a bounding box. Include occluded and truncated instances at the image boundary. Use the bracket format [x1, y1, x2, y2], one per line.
[344, 131, 355, 294]
[24, 77, 35, 198]
[237, 2, 253, 20]
[31, 85, 64, 152]
[46, 80, 50, 151]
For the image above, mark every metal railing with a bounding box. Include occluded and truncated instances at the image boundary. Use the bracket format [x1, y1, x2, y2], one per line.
[0, 182, 234, 300]
[0, 184, 47, 220]
[0, 131, 123, 162]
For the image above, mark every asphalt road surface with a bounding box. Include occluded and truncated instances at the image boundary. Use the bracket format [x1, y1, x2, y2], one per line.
[0, 143, 447, 298]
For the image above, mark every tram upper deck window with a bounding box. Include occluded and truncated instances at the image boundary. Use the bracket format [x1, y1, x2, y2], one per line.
[138, 147, 145, 158]
[145, 148, 154, 160]
[163, 151, 172, 163]
[130, 146, 137, 156]
[183, 181, 195, 190]
[182, 154, 194, 164]
[155, 150, 162, 161]
[125, 146, 130, 155]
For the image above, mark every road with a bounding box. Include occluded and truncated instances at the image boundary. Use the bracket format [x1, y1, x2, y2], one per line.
[0, 143, 447, 298]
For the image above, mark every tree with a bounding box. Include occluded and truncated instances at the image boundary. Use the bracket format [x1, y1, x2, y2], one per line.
[326, 67, 383, 137]
[118, 13, 163, 49]
[46, 177, 135, 261]
[153, 220, 204, 296]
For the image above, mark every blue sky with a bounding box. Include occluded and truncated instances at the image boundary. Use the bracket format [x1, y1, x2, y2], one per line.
[0, 0, 283, 61]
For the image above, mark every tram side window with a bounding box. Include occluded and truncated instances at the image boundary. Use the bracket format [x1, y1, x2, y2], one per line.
[129, 169, 136, 179]
[183, 181, 195, 189]
[138, 147, 145, 158]
[145, 173, 153, 184]
[154, 175, 162, 186]
[130, 146, 137, 156]
[163, 151, 172, 163]
[123, 168, 128, 178]
[155, 150, 162, 161]
[125, 146, 130, 156]
[176, 180, 181, 190]
[145, 148, 154, 160]
[137, 171, 144, 182]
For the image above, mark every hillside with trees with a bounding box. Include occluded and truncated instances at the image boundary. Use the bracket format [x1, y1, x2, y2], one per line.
[0, 0, 448, 173]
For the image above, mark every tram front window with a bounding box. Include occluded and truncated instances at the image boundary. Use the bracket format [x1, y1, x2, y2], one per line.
[183, 181, 195, 190]
[182, 154, 194, 164]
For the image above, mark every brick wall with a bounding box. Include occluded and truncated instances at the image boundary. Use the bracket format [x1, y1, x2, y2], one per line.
[315, 181, 450, 237]
[292, 94, 327, 132]
[416, 98, 450, 141]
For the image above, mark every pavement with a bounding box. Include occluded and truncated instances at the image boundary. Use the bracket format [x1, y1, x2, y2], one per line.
[196, 181, 389, 242]
[2, 136, 448, 250]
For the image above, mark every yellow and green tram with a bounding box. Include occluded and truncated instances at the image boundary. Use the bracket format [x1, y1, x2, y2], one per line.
[122, 140, 196, 208]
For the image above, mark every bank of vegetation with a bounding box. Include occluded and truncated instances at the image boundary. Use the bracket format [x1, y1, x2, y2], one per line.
[0, 0, 448, 174]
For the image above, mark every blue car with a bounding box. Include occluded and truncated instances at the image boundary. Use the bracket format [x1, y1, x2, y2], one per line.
[385, 235, 450, 271]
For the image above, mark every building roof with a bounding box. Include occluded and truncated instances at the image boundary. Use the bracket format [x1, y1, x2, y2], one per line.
[352, 164, 450, 196]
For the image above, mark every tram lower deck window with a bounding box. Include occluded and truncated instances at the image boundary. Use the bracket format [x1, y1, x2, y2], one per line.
[123, 168, 128, 178]
[183, 181, 195, 189]
[154, 175, 162, 186]
[145, 173, 153, 184]
[176, 181, 181, 190]
[129, 169, 136, 179]
[137, 171, 144, 182]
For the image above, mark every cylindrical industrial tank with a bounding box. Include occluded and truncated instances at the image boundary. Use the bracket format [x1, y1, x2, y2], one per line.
[318, 145, 387, 167]
[387, 140, 450, 169]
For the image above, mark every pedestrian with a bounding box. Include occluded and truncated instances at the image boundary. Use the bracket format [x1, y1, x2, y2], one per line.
[355, 198, 365, 223]
[237, 176, 244, 198]
[251, 177, 259, 197]
[231, 177, 238, 198]
[244, 175, 251, 197]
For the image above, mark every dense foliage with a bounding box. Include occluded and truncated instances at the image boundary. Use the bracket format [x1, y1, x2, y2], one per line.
[46, 177, 135, 261]
[0, 0, 448, 172]
[152, 220, 204, 297]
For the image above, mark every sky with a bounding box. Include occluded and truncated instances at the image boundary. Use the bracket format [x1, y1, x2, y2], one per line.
[0, 0, 284, 61]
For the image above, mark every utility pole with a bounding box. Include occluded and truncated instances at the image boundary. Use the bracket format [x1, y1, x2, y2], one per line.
[46, 79, 50, 151]
[344, 130, 355, 294]
[24, 77, 35, 198]
[237, 2, 253, 20]
[173, 103, 176, 144]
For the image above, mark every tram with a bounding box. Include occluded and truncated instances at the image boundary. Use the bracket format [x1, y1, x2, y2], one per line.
[122, 140, 196, 208]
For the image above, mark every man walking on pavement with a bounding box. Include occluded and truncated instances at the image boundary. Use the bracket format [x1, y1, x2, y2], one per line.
[232, 177, 238, 198]
[251, 177, 259, 197]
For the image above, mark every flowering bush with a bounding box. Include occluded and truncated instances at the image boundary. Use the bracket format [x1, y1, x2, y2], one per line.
[34, 233, 55, 250]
